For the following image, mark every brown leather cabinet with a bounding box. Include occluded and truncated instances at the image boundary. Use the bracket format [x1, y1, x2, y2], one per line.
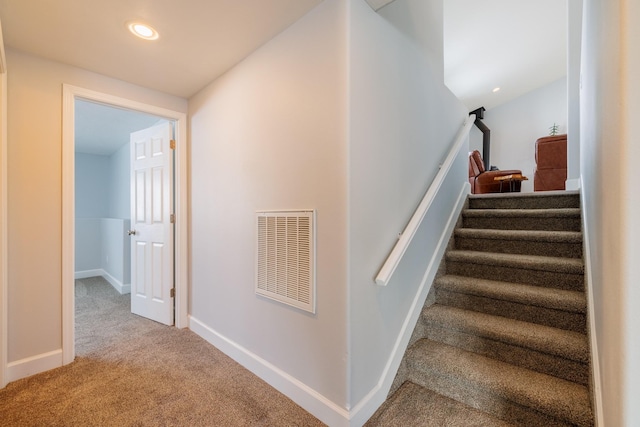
[468, 150, 523, 194]
[533, 134, 567, 191]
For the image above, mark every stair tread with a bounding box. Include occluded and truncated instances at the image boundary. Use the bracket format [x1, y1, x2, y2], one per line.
[455, 228, 582, 243]
[422, 305, 588, 362]
[365, 381, 514, 427]
[463, 208, 581, 217]
[447, 250, 584, 274]
[435, 275, 587, 313]
[407, 339, 593, 426]
[469, 190, 579, 200]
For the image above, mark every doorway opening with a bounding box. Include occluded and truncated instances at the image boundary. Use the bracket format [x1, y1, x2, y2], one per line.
[62, 85, 188, 365]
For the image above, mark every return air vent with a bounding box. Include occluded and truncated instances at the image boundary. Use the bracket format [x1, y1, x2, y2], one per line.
[256, 210, 315, 314]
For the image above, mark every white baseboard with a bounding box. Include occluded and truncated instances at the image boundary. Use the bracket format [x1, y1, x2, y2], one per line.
[75, 269, 130, 295]
[75, 269, 103, 280]
[349, 182, 469, 426]
[580, 178, 604, 427]
[7, 349, 62, 383]
[189, 316, 351, 427]
[101, 270, 131, 295]
[566, 178, 581, 191]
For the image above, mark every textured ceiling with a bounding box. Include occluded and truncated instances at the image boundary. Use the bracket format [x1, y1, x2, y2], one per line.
[0, 0, 322, 99]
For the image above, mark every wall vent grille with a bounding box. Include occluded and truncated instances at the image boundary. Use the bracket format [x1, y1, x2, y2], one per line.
[256, 210, 315, 313]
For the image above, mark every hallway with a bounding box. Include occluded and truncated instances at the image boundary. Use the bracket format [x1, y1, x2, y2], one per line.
[0, 277, 324, 426]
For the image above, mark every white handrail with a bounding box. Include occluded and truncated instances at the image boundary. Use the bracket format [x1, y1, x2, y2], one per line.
[375, 115, 476, 286]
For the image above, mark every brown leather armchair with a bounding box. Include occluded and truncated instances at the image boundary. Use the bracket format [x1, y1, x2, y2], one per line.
[534, 134, 567, 191]
[468, 150, 523, 194]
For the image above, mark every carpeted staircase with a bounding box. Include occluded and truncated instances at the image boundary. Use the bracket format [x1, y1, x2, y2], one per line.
[366, 190, 593, 427]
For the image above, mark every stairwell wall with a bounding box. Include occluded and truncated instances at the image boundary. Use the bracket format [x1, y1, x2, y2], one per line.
[347, 0, 468, 415]
[580, 0, 640, 425]
[188, 0, 468, 423]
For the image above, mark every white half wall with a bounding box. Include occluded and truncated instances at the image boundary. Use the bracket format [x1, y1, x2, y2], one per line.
[75, 218, 102, 272]
[74, 218, 130, 293]
[470, 77, 568, 193]
[101, 218, 130, 288]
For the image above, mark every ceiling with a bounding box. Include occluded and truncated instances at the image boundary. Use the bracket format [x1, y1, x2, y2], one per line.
[0, 0, 567, 135]
[443, 0, 567, 111]
[0, 0, 322, 99]
[75, 100, 165, 156]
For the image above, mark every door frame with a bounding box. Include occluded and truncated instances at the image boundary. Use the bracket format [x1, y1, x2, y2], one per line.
[61, 84, 188, 364]
[0, 27, 7, 388]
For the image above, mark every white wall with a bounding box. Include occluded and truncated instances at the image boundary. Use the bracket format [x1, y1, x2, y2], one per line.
[75, 153, 109, 218]
[189, 2, 467, 423]
[348, 0, 467, 411]
[75, 218, 102, 272]
[188, 0, 348, 419]
[580, 0, 640, 425]
[108, 142, 130, 220]
[101, 218, 130, 286]
[6, 48, 186, 365]
[567, 0, 583, 186]
[470, 77, 567, 192]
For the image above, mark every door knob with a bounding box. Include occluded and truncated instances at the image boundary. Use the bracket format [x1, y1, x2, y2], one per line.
[127, 230, 137, 236]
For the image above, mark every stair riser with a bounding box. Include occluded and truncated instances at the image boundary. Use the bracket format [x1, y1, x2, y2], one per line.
[446, 261, 585, 291]
[463, 216, 581, 232]
[469, 195, 580, 210]
[405, 367, 574, 427]
[435, 288, 587, 333]
[422, 324, 589, 386]
[456, 237, 583, 258]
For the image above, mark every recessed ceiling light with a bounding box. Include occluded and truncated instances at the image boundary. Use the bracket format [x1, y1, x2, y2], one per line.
[127, 21, 159, 40]
[492, 87, 501, 93]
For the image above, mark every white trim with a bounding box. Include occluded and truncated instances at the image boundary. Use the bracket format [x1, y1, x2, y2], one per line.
[566, 178, 581, 191]
[62, 88, 75, 365]
[101, 270, 131, 295]
[74, 269, 104, 280]
[349, 182, 469, 425]
[0, 45, 7, 389]
[7, 350, 63, 383]
[75, 269, 131, 295]
[365, 0, 396, 12]
[189, 316, 351, 427]
[62, 85, 189, 367]
[580, 177, 604, 426]
[375, 116, 475, 286]
[0, 18, 6, 74]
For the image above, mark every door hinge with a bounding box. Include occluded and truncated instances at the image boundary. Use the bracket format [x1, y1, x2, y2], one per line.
[170, 214, 176, 223]
[170, 288, 176, 298]
[170, 139, 176, 150]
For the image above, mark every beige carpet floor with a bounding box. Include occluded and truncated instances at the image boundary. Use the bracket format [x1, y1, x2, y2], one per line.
[0, 276, 325, 426]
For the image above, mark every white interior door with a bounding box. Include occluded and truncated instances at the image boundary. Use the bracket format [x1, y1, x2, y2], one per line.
[129, 122, 174, 325]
